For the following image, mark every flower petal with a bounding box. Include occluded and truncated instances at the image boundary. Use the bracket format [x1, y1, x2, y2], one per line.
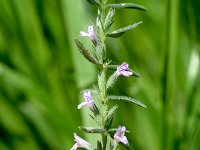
[88, 25, 94, 34]
[70, 143, 78, 150]
[73, 133, 92, 149]
[84, 91, 92, 102]
[114, 126, 129, 145]
[77, 102, 88, 109]
[80, 31, 90, 37]
[121, 71, 133, 77]
[120, 136, 128, 145]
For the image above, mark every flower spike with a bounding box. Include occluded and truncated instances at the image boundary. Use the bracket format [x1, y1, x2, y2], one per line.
[71, 133, 92, 150]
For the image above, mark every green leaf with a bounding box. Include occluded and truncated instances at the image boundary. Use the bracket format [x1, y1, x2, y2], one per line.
[106, 3, 147, 11]
[104, 8, 115, 30]
[86, 0, 100, 6]
[98, 69, 106, 94]
[75, 39, 100, 64]
[104, 105, 118, 129]
[106, 72, 118, 89]
[108, 65, 140, 77]
[95, 43, 104, 64]
[107, 21, 143, 38]
[79, 126, 105, 133]
[108, 95, 147, 108]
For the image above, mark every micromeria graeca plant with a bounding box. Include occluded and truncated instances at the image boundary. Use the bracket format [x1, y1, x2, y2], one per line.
[71, 0, 147, 150]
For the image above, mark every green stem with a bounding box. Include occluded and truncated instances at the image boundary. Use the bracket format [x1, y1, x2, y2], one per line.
[102, 133, 108, 150]
[98, 2, 109, 149]
[112, 143, 118, 150]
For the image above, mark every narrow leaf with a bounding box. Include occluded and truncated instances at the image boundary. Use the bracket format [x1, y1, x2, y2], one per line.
[108, 95, 147, 108]
[104, 105, 118, 129]
[108, 65, 140, 77]
[104, 8, 115, 30]
[75, 39, 100, 64]
[108, 128, 130, 134]
[107, 21, 142, 38]
[86, 0, 100, 6]
[106, 72, 118, 89]
[106, 3, 147, 11]
[79, 126, 105, 133]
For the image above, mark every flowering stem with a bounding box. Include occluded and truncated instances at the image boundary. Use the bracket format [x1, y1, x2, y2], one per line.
[72, 0, 147, 149]
[97, 1, 109, 149]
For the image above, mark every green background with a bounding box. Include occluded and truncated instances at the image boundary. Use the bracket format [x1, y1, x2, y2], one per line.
[0, 0, 199, 150]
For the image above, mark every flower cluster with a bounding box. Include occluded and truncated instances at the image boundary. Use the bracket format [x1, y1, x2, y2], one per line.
[70, 0, 146, 149]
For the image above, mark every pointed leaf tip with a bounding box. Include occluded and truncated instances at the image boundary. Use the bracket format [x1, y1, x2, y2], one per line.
[106, 3, 147, 11]
[108, 95, 147, 108]
[107, 21, 143, 38]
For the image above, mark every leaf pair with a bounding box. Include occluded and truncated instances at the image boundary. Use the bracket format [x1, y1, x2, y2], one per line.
[104, 3, 146, 38]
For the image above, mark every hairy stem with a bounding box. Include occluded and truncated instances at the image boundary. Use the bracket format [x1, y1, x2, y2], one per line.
[98, 1, 109, 149]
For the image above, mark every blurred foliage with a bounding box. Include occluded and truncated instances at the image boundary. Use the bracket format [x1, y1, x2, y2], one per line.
[0, 0, 199, 150]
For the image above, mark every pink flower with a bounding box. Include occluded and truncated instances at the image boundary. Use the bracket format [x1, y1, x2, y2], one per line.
[78, 91, 99, 115]
[78, 91, 95, 109]
[71, 133, 92, 150]
[80, 25, 97, 43]
[116, 62, 133, 77]
[114, 126, 129, 145]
